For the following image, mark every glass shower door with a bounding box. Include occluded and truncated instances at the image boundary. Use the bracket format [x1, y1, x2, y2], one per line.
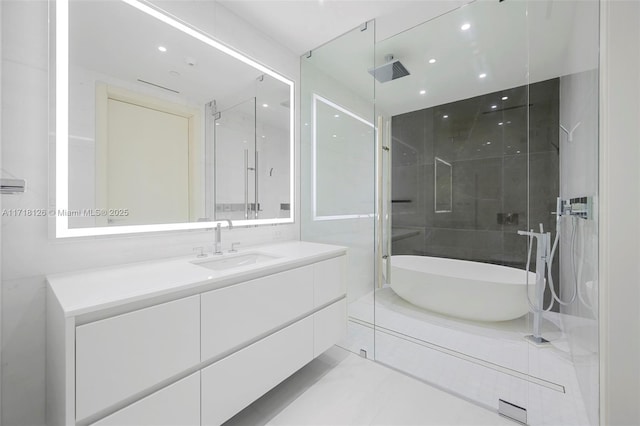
[300, 22, 377, 357]
[373, 0, 534, 420]
[525, 1, 600, 425]
[213, 98, 257, 221]
[300, 1, 599, 424]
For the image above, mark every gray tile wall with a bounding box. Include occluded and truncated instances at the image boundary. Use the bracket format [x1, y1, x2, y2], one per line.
[391, 79, 559, 276]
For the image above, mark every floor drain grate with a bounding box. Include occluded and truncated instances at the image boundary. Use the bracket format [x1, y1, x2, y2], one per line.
[498, 399, 527, 424]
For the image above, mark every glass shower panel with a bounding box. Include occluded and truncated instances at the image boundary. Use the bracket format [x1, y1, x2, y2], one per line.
[301, 23, 376, 357]
[214, 98, 256, 220]
[526, 1, 600, 425]
[373, 0, 534, 418]
[314, 97, 375, 219]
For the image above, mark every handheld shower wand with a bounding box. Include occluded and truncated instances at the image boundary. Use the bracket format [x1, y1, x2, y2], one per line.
[547, 197, 577, 306]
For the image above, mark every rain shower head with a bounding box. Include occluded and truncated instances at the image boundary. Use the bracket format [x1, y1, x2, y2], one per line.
[368, 55, 410, 83]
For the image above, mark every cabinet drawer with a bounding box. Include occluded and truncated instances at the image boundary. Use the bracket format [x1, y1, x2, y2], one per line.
[314, 256, 346, 307]
[201, 316, 314, 425]
[314, 298, 347, 357]
[201, 266, 314, 360]
[76, 296, 200, 421]
[91, 373, 200, 426]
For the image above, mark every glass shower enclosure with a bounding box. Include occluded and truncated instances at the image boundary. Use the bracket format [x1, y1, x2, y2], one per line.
[301, 1, 599, 425]
[209, 73, 292, 221]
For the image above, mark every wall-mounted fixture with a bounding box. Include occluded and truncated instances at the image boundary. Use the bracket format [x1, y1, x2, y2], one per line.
[560, 122, 581, 142]
[0, 178, 26, 194]
[497, 212, 519, 225]
[368, 54, 410, 83]
[560, 196, 593, 220]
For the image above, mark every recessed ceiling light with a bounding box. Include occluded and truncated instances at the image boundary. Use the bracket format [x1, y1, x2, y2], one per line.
[502, 96, 508, 100]
[491, 105, 497, 109]
[215, 122, 220, 126]
[498, 122, 504, 126]
[419, 90, 426, 95]
[428, 58, 436, 64]
[332, 134, 337, 138]
[479, 73, 487, 79]
[486, 141, 492, 145]
[334, 114, 340, 118]
[304, 123, 309, 126]
[443, 115, 449, 119]
[158, 45, 167, 52]
[461, 23, 471, 31]
[517, 150, 521, 154]
[262, 103, 269, 108]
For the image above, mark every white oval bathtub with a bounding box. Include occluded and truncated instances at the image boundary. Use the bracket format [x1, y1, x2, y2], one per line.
[390, 255, 535, 322]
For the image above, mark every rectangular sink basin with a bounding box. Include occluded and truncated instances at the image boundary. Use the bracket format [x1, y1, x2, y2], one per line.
[193, 252, 280, 271]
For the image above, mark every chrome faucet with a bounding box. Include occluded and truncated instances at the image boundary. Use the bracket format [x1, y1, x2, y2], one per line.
[214, 219, 233, 255]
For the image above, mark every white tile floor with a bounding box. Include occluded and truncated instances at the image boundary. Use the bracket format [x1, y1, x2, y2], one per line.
[345, 288, 594, 426]
[224, 346, 515, 426]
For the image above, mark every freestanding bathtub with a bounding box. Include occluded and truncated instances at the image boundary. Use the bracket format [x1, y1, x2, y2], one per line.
[390, 255, 536, 322]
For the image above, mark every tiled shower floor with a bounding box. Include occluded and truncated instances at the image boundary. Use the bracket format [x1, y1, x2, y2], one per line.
[344, 287, 595, 426]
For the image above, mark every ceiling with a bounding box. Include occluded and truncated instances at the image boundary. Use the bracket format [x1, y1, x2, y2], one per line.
[219, 0, 598, 115]
[299, 0, 599, 116]
[218, 0, 447, 55]
[70, 1, 291, 128]
[70, 0, 599, 123]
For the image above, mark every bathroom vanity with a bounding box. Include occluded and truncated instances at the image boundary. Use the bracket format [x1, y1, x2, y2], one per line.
[46, 241, 347, 426]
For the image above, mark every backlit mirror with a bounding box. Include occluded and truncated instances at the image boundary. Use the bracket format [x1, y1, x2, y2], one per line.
[55, 0, 294, 237]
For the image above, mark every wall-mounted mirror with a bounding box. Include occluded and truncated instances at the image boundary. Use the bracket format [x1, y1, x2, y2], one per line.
[55, 0, 294, 237]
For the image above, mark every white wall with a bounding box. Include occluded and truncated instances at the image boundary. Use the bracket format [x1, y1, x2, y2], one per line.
[559, 69, 599, 426]
[600, 0, 640, 424]
[0, 1, 299, 425]
[0, 1, 3, 423]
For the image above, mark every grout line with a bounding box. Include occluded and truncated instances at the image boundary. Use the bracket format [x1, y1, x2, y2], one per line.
[347, 318, 566, 393]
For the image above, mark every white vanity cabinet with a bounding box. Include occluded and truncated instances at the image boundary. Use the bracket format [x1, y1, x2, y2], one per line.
[75, 296, 200, 420]
[46, 242, 347, 426]
[91, 373, 201, 426]
[200, 265, 315, 361]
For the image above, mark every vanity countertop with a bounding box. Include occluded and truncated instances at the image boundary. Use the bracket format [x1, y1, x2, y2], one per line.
[47, 240, 347, 317]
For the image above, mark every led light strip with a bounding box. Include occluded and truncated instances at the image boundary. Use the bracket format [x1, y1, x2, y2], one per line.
[55, 0, 69, 237]
[311, 93, 375, 221]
